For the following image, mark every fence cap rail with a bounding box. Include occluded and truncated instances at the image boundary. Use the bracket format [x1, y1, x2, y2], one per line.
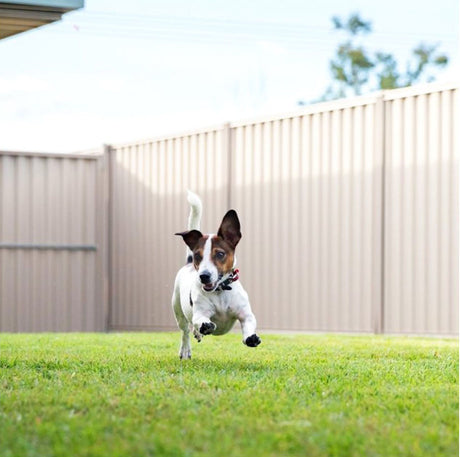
[230, 93, 384, 128]
[0, 150, 103, 159]
[110, 124, 227, 150]
[0, 243, 97, 251]
[383, 81, 459, 101]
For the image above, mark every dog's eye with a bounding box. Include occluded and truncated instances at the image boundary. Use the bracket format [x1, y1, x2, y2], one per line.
[215, 251, 226, 260]
[194, 253, 202, 262]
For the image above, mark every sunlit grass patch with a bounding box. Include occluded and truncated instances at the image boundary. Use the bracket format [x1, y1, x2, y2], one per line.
[0, 333, 457, 457]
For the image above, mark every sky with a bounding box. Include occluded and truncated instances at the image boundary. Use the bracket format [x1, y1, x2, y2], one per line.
[0, 0, 458, 152]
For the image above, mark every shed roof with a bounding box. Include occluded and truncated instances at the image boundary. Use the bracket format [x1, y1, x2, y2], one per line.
[0, 0, 83, 39]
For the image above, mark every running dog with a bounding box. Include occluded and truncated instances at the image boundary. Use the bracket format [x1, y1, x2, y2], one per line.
[172, 191, 261, 359]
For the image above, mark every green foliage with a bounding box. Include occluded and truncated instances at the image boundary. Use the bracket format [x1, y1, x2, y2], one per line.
[318, 13, 449, 101]
[0, 333, 458, 457]
[375, 52, 400, 90]
[330, 42, 375, 96]
[406, 43, 449, 85]
[332, 13, 372, 36]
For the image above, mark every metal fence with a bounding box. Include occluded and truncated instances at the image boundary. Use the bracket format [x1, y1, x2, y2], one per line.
[383, 86, 458, 334]
[0, 82, 458, 334]
[0, 151, 108, 332]
[230, 95, 382, 333]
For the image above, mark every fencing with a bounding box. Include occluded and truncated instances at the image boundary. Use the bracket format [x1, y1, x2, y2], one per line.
[0, 151, 108, 332]
[229, 95, 382, 333]
[383, 86, 458, 334]
[0, 82, 458, 334]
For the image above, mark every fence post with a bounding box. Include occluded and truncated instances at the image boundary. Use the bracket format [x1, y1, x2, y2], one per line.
[372, 94, 386, 334]
[93, 147, 108, 331]
[101, 144, 114, 332]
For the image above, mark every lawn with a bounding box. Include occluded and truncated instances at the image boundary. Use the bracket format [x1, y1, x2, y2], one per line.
[0, 333, 457, 457]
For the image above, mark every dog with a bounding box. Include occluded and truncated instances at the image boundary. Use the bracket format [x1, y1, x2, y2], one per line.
[171, 191, 261, 359]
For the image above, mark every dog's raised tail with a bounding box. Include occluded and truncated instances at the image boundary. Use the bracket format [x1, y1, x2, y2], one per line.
[187, 190, 202, 231]
[184, 191, 202, 264]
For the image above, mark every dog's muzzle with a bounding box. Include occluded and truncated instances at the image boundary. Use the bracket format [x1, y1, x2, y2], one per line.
[199, 271, 216, 292]
[199, 271, 212, 284]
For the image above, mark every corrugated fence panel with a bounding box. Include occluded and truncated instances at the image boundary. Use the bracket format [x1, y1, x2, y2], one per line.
[1, 83, 456, 335]
[230, 97, 381, 332]
[383, 86, 459, 334]
[107, 84, 457, 335]
[109, 128, 230, 330]
[0, 152, 106, 332]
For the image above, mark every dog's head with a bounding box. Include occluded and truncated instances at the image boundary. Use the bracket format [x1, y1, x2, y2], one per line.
[176, 210, 241, 292]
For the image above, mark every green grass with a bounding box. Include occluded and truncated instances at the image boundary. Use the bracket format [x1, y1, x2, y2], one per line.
[0, 333, 458, 457]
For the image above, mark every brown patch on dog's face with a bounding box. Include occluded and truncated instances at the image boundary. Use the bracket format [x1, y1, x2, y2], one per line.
[191, 235, 208, 271]
[190, 236, 234, 274]
[210, 236, 235, 275]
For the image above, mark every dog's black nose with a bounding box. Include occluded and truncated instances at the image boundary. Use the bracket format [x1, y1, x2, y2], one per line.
[199, 272, 212, 284]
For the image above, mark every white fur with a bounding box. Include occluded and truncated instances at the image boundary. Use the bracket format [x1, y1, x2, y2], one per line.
[184, 190, 202, 262]
[171, 192, 259, 359]
[197, 234, 219, 285]
[187, 190, 202, 230]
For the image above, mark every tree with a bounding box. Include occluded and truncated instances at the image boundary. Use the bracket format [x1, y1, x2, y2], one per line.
[314, 13, 449, 102]
[329, 13, 374, 97]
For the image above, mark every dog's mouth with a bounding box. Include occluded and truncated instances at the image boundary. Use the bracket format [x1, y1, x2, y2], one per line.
[202, 282, 217, 292]
[201, 273, 223, 292]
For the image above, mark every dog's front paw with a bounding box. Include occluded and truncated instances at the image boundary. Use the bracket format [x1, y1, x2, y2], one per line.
[200, 321, 216, 335]
[244, 334, 261, 347]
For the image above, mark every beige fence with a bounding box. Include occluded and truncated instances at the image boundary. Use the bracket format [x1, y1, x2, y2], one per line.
[108, 83, 458, 335]
[0, 82, 458, 335]
[383, 86, 459, 334]
[0, 151, 108, 332]
[230, 95, 383, 332]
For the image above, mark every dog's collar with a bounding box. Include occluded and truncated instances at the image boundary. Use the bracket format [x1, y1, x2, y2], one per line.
[217, 269, 239, 291]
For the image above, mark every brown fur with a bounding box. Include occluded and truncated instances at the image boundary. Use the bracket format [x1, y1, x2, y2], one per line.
[211, 236, 235, 274]
[191, 235, 208, 270]
[190, 235, 235, 275]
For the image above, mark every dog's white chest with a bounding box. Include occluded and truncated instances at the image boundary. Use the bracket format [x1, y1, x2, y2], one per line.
[192, 285, 246, 335]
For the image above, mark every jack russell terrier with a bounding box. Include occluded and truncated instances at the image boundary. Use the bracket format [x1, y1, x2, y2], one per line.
[172, 191, 261, 359]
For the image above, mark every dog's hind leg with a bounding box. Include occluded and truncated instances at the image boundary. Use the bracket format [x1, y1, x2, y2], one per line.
[172, 289, 192, 359]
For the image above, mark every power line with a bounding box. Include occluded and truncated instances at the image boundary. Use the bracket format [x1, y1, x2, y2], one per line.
[46, 28, 337, 51]
[47, 24, 456, 52]
[65, 9, 457, 41]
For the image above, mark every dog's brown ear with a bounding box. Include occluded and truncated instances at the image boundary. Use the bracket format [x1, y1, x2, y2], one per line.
[217, 210, 241, 249]
[175, 230, 203, 251]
